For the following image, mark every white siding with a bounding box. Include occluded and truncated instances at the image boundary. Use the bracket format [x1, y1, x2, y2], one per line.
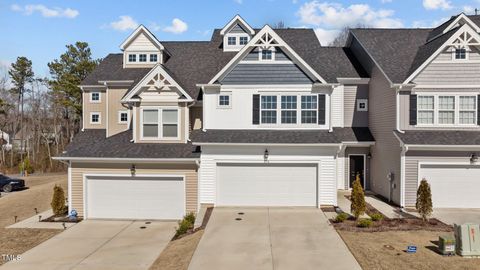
[126, 32, 159, 51]
[331, 85, 344, 127]
[319, 157, 336, 205]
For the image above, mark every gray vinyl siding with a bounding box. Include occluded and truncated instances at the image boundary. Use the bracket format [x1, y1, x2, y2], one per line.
[412, 48, 480, 85]
[368, 66, 402, 204]
[404, 150, 474, 207]
[243, 48, 290, 61]
[399, 90, 480, 130]
[344, 85, 368, 127]
[229, 24, 247, 34]
[345, 147, 371, 190]
[220, 64, 313, 84]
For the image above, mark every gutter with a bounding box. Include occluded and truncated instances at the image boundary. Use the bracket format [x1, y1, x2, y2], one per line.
[191, 142, 342, 147]
[52, 157, 199, 163]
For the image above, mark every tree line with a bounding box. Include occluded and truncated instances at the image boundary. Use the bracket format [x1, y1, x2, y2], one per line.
[0, 42, 98, 174]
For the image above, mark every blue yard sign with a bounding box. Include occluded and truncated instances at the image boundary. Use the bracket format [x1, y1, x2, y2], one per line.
[407, 245, 417, 253]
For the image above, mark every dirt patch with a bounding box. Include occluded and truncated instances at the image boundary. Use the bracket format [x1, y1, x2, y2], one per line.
[332, 218, 452, 232]
[338, 230, 480, 270]
[149, 230, 204, 270]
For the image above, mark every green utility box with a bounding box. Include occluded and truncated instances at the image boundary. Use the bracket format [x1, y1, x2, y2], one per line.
[439, 235, 455, 255]
[455, 224, 480, 257]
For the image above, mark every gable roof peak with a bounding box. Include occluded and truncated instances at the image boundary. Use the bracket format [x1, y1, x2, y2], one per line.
[220, 14, 255, 35]
[120, 24, 164, 51]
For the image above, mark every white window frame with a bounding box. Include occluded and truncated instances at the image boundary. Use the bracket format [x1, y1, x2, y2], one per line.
[452, 47, 469, 61]
[259, 48, 275, 61]
[224, 33, 250, 51]
[227, 36, 237, 46]
[139, 54, 147, 62]
[140, 107, 180, 140]
[217, 94, 232, 108]
[260, 95, 277, 124]
[128, 54, 137, 62]
[416, 93, 478, 127]
[459, 96, 477, 125]
[301, 95, 318, 124]
[118, 110, 129, 124]
[90, 92, 101, 103]
[357, 99, 368, 112]
[90, 112, 101, 125]
[149, 54, 158, 62]
[280, 95, 297, 124]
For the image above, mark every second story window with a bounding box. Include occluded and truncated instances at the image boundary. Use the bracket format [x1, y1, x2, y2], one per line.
[454, 48, 467, 60]
[228, 36, 236, 45]
[261, 96, 277, 124]
[90, 92, 100, 102]
[281, 96, 297, 124]
[301, 96, 318, 124]
[142, 108, 179, 139]
[459, 96, 476, 124]
[128, 54, 136, 62]
[260, 49, 273, 61]
[438, 96, 455, 124]
[139, 54, 147, 62]
[119, 111, 128, 124]
[416, 95, 477, 125]
[90, 112, 100, 124]
[417, 96, 434, 124]
[239, 36, 249, 45]
[218, 95, 231, 107]
[150, 54, 158, 62]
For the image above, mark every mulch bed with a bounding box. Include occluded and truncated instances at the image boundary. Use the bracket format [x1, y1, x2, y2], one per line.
[320, 206, 336, 212]
[172, 207, 213, 241]
[332, 217, 453, 232]
[40, 215, 82, 223]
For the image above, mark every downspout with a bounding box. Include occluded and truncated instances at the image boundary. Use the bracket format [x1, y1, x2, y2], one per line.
[395, 87, 404, 134]
[186, 101, 197, 143]
[400, 144, 409, 209]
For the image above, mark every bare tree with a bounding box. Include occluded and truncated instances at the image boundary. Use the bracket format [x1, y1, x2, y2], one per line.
[328, 24, 369, 47]
[271, 21, 287, 29]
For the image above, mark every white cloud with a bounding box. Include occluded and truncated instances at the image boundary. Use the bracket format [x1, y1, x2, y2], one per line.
[163, 18, 188, 34]
[110, 16, 139, 31]
[234, 0, 243, 4]
[381, 0, 393, 3]
[412, 17, 448, 28]
[297, 2, 403, 29]
[314, 28, 340, 45]
[463, 5, 475, 14]
[422, 0, 452, 10]
[11, 4, 79, 18]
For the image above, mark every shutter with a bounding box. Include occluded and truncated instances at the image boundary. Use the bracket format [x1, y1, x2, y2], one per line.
[318, 94, 326, 125]
[252, 94, 260, 125]
[409, 94, 417, 126]
[477, 95, 480, 125]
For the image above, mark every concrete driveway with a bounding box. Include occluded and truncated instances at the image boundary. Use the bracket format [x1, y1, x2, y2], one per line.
[2, 220, 176, 270]
[434, 209, 480, 225]
[188, 208, 361, 270]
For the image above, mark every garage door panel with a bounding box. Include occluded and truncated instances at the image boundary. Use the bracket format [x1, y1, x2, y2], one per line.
[86, 176, 184, 220]
[420, 165, 480, 208]
[217, 164, 317, 207]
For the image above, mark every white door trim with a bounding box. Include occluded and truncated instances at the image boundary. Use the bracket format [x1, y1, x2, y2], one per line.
[347, 154, 366, 189]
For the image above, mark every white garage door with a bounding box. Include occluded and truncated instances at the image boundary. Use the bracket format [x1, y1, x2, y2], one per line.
[420, 164, 480, 208]
[217, 164, 317, 206]
[86, 175, 185, 220]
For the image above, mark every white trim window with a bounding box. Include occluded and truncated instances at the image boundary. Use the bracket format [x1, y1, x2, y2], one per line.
[459, 96, 477, 124]
[453, 48, 468, 60]
[301, 95, 317, 124]
[227, 36, 236, 45]
[259, 49, 274, 61]
[90, 92, 100, 103]
[281, 96, 297, 124]
[90, 112, 101, 124]
[218, 94, 231, 108]
[141, 108, 179, 139]
[149, 54, 158, 62]
[128, 54, 137, 62]
[260, 96, 277, 124]
[438, 96, 455, 124]
[239, 36, 249, 45]
[139, 54, 147, 62]
[357, 99, 368, 112]
[417, 96, 434, 124]
[118, 111, 129, 124]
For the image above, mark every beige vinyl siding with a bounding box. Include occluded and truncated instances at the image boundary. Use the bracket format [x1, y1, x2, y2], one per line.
[134, 102, 187, 143]
[404, 151, 473, 207]
[123, 32, 161, 68]
[70, 162, 198, 217]
[83, 91, 106, 129]
[344, 147, 371, 190]
[412, 48, 480, 85]
[107, 88, 130, 137]
[344, 85, 368, 127]
[368, 66, 402, 204]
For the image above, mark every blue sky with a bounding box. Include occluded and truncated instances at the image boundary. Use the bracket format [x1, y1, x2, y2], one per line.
[0, 0, 479, 77]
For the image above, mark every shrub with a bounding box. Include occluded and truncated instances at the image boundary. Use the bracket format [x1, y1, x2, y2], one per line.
[175, 213, 196, 238]
[369, 213, 383, 222]
[51, 185, 66, 215]
[184, 212, 196, 225]
[19, 158, 34, 175]
[350, 173, 366, 219]
[357, 219, 373, 228]
[334, 212, 349, 223]
[416, 178, 433, 222]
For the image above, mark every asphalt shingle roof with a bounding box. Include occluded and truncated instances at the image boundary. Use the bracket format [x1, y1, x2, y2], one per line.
[394, 130, 480, 145]
[190, 128, 374, 144]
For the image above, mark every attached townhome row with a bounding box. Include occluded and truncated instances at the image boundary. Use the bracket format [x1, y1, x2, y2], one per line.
[54, 13, 480, 220]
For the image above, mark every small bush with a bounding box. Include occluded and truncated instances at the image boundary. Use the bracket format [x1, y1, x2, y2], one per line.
[369, 213, 383, 222]
[19, 158, 34, 175]
[51, 185, 66, 215]
[334, 212, 349, 223]
[416, 178, 433, 222]
[184, 212, 196, 225]
[357, 219, 373, 228]
[350, 173, 366, 219]
[175, 213, 196, 238]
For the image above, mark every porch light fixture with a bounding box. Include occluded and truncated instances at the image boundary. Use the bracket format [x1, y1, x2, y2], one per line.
[130, 164, 136, 176]
[470, 153, 478, 164]
[367, 152, 372, 159]
[264, 149, 269, 161]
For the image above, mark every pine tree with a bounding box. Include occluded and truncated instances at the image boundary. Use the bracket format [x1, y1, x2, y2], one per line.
[51, 185, 66, 215]
[350, 173, 366, 219]
[416, 178, 433, 222]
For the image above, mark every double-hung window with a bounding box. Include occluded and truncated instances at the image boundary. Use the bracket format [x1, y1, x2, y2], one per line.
[90, 92, 100, 102]
[261, 96, 277, 124]
[142, 108, 179, 139]
[128, 54, 136, 62]
[239, 36, 249, 45]
[459, 96, 477, 124]
[281, 96, 297, 124]
[227, 36, 236, 45]
[150, 54, 158, 62]
[301, 95, 317, 123]
[139, 54, 147, 62]
[417, 96, 434, 124]
[438, 96, 455, 124]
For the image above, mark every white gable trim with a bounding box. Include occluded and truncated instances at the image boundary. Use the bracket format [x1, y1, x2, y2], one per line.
[120, 25, 164, 51]
[122, 64, 193, 102]
[209, 25, 328, 84]
[403, 24, 480, 84]
[443, 13, 480, 35]
[220, 15, 254, 35]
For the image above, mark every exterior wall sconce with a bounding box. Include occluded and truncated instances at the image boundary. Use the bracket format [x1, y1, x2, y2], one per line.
[470, 153, 478, 164]
[130, 164, 136, 176]
[264, 149, 269, 161]
[367, 152, 372, 159]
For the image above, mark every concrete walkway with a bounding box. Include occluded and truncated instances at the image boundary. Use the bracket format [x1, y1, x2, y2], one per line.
[337, 190, 369, 218]
[7, 209, 76, 229]
[2, 220, 176, 270]
[188, 208, 361, 270]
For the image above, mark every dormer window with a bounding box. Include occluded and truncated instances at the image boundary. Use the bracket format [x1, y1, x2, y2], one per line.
[260, 49, 274, 61]
[454, 48, 467, 60]
[139, 54, 147, 62]
[128, 54, 137, 62]
[227, 36, 236, 45]
[150, 54, 158, 62]
[239, 36, 249, 45]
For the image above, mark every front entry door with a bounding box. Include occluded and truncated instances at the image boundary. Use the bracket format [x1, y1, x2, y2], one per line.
[349, 155, 365, 189]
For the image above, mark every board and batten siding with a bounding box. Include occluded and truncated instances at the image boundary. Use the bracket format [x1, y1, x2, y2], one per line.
[220, 64, 313, 84]
[107, 88, 130, 137]
[344, 85, 368, 127]
[404, 151, 474, 207]
[412, 48, 480, 85]
[83, 91, 106, 129]
[368, 66, 402, 204]
[70, 162, 198, 217]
